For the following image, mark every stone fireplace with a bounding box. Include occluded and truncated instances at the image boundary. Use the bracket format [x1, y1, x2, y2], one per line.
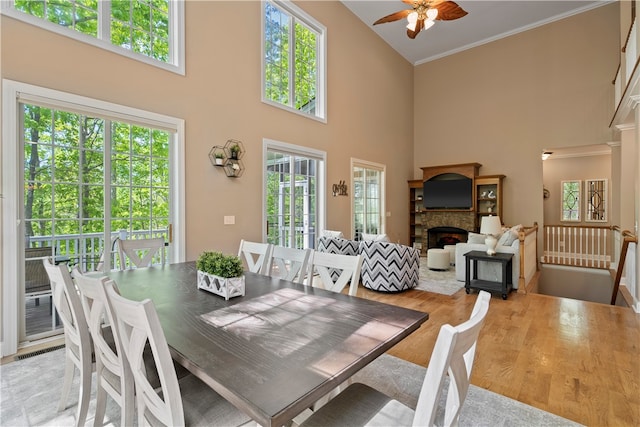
[421, 211, 475, 250]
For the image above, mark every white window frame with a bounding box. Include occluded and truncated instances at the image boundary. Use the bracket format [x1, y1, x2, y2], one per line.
[350, 159, 386, 239]
[561, 179, 581, 222]
[261, 0, 327, 123]
[585, 178, 607, 223]
[262, 138, 326, 245]
[1, 79, 186, 356]
[0, 0, 185, 75]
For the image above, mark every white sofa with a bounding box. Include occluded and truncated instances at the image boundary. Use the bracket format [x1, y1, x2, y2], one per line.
[455, 227, 522, 289]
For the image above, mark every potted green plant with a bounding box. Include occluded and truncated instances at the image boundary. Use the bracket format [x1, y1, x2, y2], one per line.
[196, 251, 245, 300]
[229, 144, 240, 160]
[214, 152, 224, 165]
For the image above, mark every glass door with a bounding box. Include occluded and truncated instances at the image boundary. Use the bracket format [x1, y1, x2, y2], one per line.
[265, 144, 323, 249]
[21, 103, 172, 341]
[352, 160, 385, 240]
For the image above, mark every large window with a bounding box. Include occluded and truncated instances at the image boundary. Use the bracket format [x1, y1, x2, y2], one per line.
[352, 160, 385, 240]
[2, 0, 184, 73]
[262, 0, 326, 121]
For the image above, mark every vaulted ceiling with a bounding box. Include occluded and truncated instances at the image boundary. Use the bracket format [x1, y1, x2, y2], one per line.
[341, 1, 609, 65]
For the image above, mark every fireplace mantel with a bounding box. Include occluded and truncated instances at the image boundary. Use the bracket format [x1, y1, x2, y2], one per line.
[421, 163, 481, 182]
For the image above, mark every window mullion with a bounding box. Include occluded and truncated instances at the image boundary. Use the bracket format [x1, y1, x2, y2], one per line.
[104, 120, 113, 271]
[98, 1, 109, 40]
[288, 155, 296, 247]
[289, 17, 296, 109]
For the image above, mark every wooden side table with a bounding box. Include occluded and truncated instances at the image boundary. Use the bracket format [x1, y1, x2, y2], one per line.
[464, 250, 513, 300]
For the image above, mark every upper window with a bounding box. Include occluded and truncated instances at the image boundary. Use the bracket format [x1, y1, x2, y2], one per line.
[2, 0, 184, 74]
[262, 0, 326, 122]
[561, 180, 581, 222]
[585, 178, 607, 222]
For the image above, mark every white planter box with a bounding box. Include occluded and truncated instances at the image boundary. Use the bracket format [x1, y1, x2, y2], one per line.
[197, 270, 245, 300]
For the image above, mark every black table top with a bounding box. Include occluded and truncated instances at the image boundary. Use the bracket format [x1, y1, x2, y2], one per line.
[107, 261, 428, 427]
[464, 250, 514, 261]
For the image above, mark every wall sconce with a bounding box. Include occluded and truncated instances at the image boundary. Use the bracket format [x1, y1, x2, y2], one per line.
[209, 139, 245, 178]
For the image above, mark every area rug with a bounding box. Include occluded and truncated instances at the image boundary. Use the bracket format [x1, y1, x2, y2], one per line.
[351, 354, 583, 426]
[415, 262, 464, 296]
[0, 347, 582, 426]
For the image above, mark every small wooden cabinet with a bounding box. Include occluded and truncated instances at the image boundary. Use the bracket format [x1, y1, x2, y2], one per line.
[475, 175, 505, 228]
[408, 179, 424, 254]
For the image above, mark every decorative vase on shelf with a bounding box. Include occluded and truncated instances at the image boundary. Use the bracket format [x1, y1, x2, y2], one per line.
[488, 190, 495, 199]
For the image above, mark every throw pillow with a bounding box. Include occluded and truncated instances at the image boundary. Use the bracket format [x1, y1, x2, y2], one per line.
[498, 230, 518, 247]
[467, 232, 485, 244]
[361, 233, 390, 242]
[321, 230, 344, 238]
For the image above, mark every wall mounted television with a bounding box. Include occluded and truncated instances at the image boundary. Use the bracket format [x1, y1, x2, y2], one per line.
[423, 177, 473, 209]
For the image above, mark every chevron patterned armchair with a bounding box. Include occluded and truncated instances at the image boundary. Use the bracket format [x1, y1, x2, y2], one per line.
[316, 236, 362, 282]
[359, 241, 420, 292]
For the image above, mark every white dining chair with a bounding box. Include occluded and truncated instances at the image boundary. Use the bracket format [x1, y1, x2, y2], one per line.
[117, 237, 165, 270]
[42, 258, 92, 427]
[299, 291, 492, 427]
[238, 239, 272, 274]
[265, 246, 312, 284]
[104, 284, 252, 427]
[308, 251, 363, 296]
[73, 271, 135, 427]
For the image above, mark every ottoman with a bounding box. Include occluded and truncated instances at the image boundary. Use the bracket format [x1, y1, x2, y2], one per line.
[443, 245, 457, 266]
[427, 248, 449, 271]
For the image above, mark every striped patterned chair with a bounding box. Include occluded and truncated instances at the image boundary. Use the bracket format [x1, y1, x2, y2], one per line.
[317, 236, 362, 282]
[359, 241, 420, 292]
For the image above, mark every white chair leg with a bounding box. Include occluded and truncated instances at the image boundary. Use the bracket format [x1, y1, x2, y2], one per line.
[57, 353, 74, 412]
[93, 383, 107, 427]
[122, 376, 135, 427]
[75, 359, 92, 427]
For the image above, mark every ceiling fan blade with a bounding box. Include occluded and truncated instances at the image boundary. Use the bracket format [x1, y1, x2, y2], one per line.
[373, 9, 411, 25]
[435, 1, 468, 20]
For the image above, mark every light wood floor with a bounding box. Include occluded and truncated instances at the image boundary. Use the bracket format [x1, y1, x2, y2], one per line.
[5, 283, 638, 425]
[355, 285, 640, 426]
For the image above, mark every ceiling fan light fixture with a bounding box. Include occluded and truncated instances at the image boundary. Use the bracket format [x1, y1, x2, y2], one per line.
[406, 11, 418, 31]
[426, 8, 438, 20]
[423, 19, 435, 30]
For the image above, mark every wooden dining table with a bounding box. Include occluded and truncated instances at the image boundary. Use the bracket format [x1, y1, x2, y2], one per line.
[107, 261, 429, 427]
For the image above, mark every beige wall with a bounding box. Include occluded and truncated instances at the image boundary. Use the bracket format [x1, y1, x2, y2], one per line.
[0, 1, 414, 260]
[412, 3, 620, 229]
[542, 153, 611, 225]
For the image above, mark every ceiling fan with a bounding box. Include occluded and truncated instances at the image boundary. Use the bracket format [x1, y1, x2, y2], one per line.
[373, 0, 468, 39]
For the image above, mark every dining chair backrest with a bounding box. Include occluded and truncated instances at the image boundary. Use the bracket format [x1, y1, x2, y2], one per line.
[117, 237, 165, 270]
[104, 285, 185, 426]
[74, 271, 134, 426]
[238, 239, 272, 274]
[42, 258, 92, 427]
[265, 246, 312, 284]
[413, 290, 491, 426]
[308, 251, 363, 296]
